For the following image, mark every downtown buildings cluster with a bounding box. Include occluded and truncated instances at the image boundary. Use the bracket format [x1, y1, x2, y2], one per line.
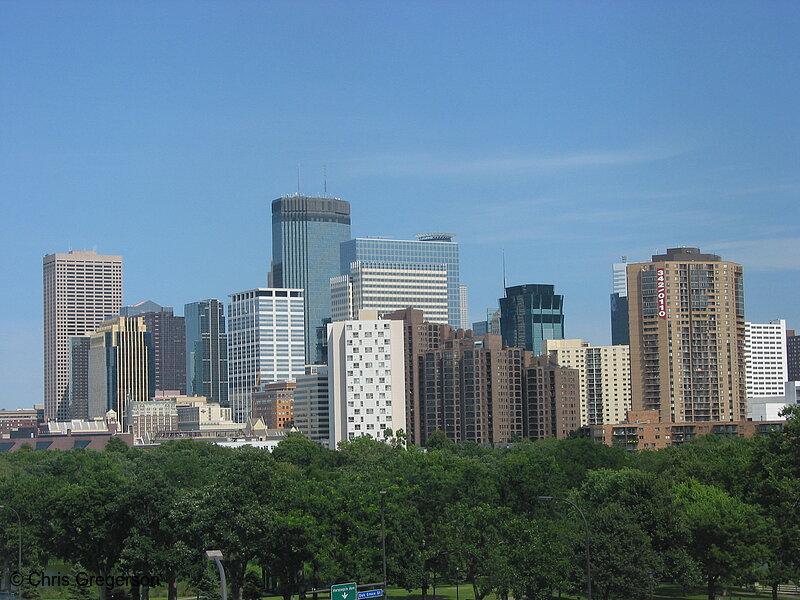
[14, 194, 799, 452]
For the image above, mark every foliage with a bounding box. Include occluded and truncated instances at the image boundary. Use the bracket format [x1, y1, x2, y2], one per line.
[1, 413, 798, 600]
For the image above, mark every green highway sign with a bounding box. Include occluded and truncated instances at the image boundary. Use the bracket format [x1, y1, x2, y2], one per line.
[331, 582, 358, 600]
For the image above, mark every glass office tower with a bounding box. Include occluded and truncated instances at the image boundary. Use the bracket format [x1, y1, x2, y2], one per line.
[184, 299, 228, 406]
[340, 233, 461, 328]
[271, 196, 351, 363]
[500, 284, 565, 355]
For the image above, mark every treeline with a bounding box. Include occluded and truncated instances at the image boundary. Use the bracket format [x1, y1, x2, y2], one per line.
[1, 407, 798, 600]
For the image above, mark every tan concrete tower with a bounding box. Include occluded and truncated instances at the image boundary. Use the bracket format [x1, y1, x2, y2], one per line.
[43, 251, 123, 422]
[627, 247, 746, 423]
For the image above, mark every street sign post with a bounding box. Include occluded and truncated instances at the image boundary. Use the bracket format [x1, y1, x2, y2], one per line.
[331, 583, 358, 600]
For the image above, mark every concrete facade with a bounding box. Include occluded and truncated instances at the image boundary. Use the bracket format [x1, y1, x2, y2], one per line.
[327, 312, 407, 448]
[43, 250, 123, 422]
[745, 319, 788, 398]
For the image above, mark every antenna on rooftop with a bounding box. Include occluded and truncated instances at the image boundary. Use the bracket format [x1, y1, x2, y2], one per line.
[324, 166, 328, 197]
[296, 164, 301, 196]
[502, 249, 507, 296]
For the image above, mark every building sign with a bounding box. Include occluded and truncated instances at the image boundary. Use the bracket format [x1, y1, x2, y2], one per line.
[656, 268, 666, 319]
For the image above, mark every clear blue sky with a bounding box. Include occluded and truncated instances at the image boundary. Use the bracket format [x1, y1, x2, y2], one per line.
[1, 1, 798, 408]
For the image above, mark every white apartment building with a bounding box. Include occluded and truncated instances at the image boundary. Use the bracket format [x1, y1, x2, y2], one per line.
[543, 339, 631, 426]
[331, 261, 448, 324]
[227, 288, 305, 423]
[745, 319, 788, 398]
[43, 250, 123, 422]
[327, 311, 407, 448]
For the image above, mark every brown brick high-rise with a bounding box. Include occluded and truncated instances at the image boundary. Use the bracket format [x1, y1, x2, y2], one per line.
[627, 247, 746, 423]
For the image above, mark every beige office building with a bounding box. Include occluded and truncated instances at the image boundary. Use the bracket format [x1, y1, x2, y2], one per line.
[627, 247, 746, 423]
[88, 316, 153, 429]
[331, 261, 448, 324]
[43, 251, 123, 422]
[543, 339, 631, 426]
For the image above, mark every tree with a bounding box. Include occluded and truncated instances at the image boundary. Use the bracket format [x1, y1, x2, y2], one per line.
[672, 479, 768, 600]
[43, 451, 134, 600]
[749, 406, 800, 600]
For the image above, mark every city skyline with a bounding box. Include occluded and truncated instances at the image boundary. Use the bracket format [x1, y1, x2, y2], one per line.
[1, 2, 799, 408]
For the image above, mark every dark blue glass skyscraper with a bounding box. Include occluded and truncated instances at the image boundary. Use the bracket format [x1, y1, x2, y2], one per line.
[271, 196, 351, 363]
[500, 284, 565, 355]
[339, 233, 461, 328]
[184, 299, 228, 405]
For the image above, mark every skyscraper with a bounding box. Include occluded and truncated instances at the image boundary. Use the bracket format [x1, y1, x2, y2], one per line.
[745, 319, 788, 398]
[500, 284, 565, 355]
[43, 250, 123, 422]
[270, 196, 351, 363]
[627, 247, 746, 423]
[184, 299, 228, 406]
[610, 260, 630, 345]
[458, 285, 469, 331]
[68, 336, 91, 419]
[340, 234, 462, 329]
[121, 301, 186, 395]
[88, 316, 154, 429]
[227, 288, 306, 422]
[331, 261, 449, 324]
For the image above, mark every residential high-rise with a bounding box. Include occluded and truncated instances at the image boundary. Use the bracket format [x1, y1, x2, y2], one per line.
[384, 308, 452, 443]
[523, 355, 581, 440]
[184, 299, 228, 406]
[419, 332, 528, 445]
[500, 284, 565, 355]
[787, 330, 800, 382]
[331, 261, 448, 324]
[610, 260, 630, 345]
[293, 365, 331, 446]
[43, 251, 123, 422]
[121, 301, 186, 395]
[745, 319, 788, 398]
[627, 247, 746, 423]
[340, 234, 462, 329]
[327, 312, 407, 448]
[88, 316, 154, 429]
[270, 196, 351, 363]
[227, 288, 305, 422]
[543, 339, 631, 426]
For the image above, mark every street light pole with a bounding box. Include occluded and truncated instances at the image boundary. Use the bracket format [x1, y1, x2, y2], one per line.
[379, 490, 387, 596]
[0, 505, 22, 575]
[537, 496, 591, 600]
[205, 550, 227, 600]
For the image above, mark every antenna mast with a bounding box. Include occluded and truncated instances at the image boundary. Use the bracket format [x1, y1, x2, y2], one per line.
[502, 249, 507, 297]
[324, 166, 327, 197]
[296, 164, 301, 195]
